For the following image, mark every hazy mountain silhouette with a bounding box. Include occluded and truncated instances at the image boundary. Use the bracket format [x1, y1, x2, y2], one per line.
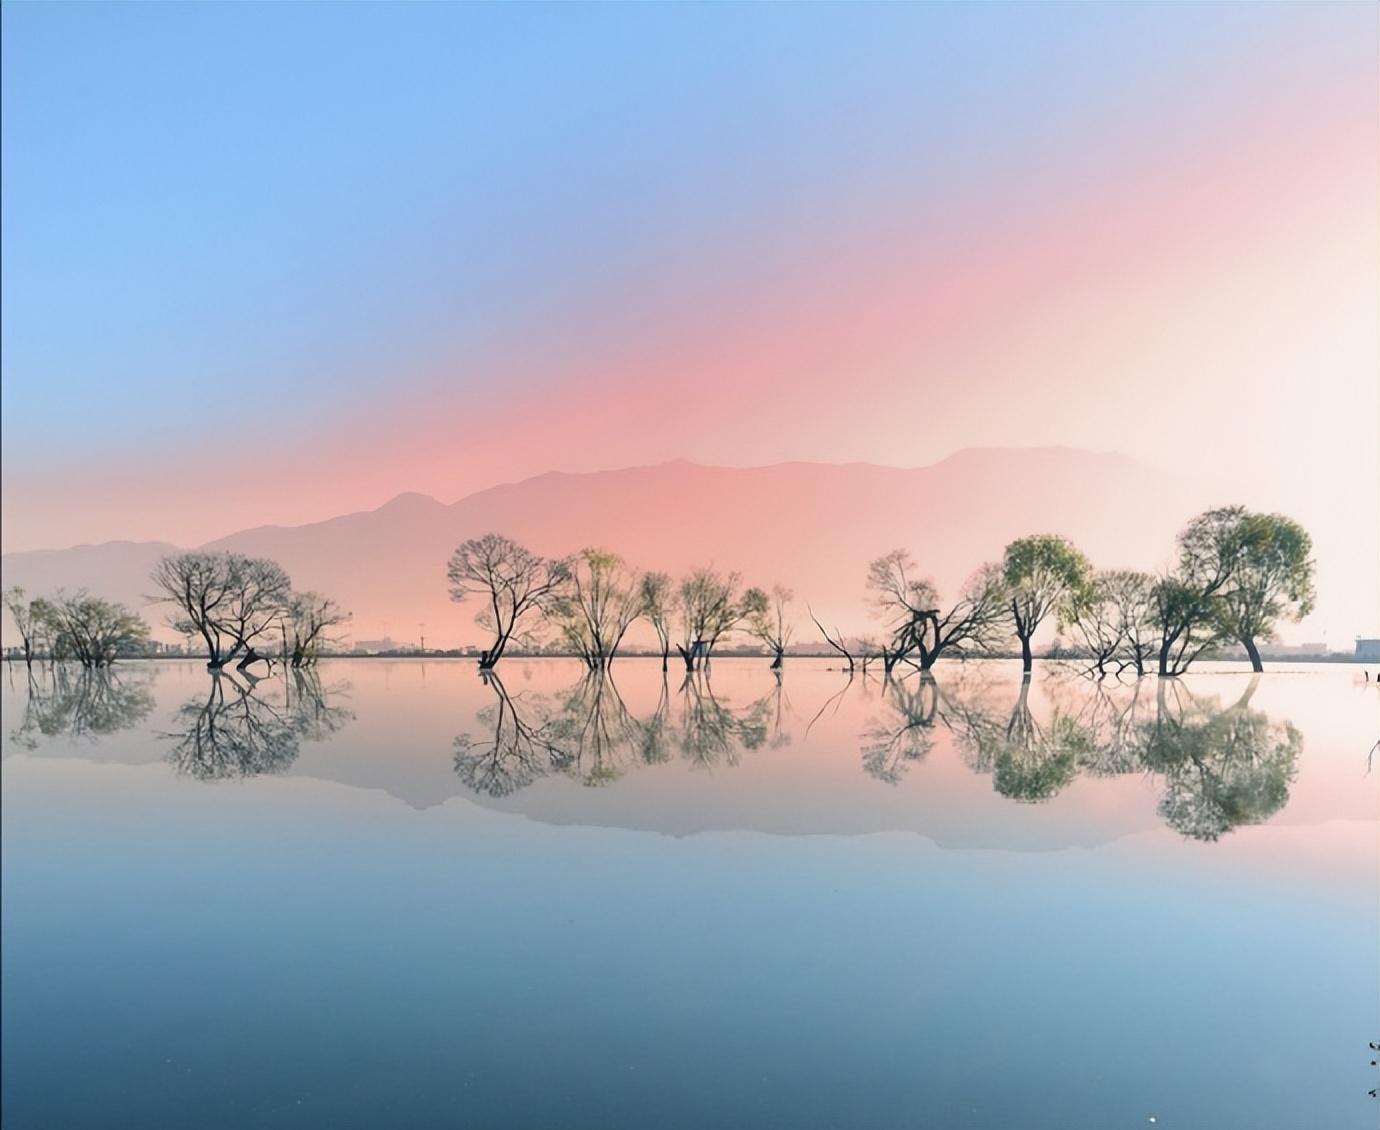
[2, 449, 1211, 646]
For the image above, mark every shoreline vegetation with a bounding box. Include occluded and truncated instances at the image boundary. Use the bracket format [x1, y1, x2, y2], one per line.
[3, 649, 1367, 665]
[1, 504, 1333, 678]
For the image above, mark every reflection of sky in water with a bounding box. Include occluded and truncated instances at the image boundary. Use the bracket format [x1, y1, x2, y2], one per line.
[2, 659, 1376, 1129]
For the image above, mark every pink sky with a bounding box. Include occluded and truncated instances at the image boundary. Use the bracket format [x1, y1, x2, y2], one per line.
[2, 3, 1375, 641]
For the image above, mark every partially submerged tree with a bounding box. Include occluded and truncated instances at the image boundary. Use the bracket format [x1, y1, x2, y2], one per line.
[808, 604, 855, 675]
[1217, 513, 1315, 672]
[673, 568, 749, 670]
[284, 592, 349, 668]
[1104, 569, 1157, 677]
[151, 552, 291, 670]
[218, 556, 293, 669]
[638, 572, 674, 671]
[551, 549, 642, 669]
[1152, 507, 1254, 676]
[446, 534, 570, 669]
[868, 551, 1006, 672]
[743, 584, 793, 669]
[1001, 534, 1091, 675]
[2, 586, 40, 667]
[40, 592, 150, 668]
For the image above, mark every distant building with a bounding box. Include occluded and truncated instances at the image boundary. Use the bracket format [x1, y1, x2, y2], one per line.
[1356, 638, 1380, 662]
[354, 637, 402, 653]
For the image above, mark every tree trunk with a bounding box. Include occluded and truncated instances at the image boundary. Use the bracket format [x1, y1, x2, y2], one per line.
[770, 649, 783, 670]
[1241, 636, 1263, 673]
[236, 645, 268, 671]
[1157, 638, 1172, 677]
[1019, 634, 1033, 674]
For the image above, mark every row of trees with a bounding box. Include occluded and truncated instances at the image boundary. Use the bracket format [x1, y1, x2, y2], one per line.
[2, 588, 150, 668]
[0, 507, 1315, 678]
[149, 553, 347, 670]
[444, 506, 1313, 678]
[445, 535, 792, 672]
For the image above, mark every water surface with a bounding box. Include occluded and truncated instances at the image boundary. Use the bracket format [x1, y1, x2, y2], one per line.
[2, 658, 1376, 1129]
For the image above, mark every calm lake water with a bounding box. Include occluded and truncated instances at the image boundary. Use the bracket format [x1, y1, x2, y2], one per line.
[2, 658, 1376, 1129]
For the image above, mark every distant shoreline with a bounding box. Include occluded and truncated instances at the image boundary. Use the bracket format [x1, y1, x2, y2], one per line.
[5, 651, 1372, 666]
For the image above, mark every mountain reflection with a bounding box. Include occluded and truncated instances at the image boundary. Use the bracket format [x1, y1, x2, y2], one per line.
[164, 669, 353, 781]
[7, 666, 155, 748]
[454, 667, 1303, 840]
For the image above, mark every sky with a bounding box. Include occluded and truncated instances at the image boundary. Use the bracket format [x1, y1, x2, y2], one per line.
[2, 3, 1376, 627]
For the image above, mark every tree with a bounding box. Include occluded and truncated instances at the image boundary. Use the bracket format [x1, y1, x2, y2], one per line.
[639, 572, 674, 671]
[1062, 573, 1121, 679]
[1217, 513, 1315, 672]
[3, 587, 40, 667]
[446, 534, 570, 669]
[673, 568, 749, 671]
[151, 552, 292, 670]
[743, 584, 793, 669]
[284, 592, 349, 668]
[550, 548, 642, 669]
[1153, 507, 1254, 676]
[40, 592, 150, 668]
[1002, 534, 1091, 674]
[808, 604, 856, 675]
[867, 551, 1007, 672]
[1104, 569, 1157, 677]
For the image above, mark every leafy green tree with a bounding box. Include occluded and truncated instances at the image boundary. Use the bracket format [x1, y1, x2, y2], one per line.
[550, 548, 642, 669]
[1002, 534, 1092, 674]
[1217, 513, 1315, 672]
[1153, 507, 1254, 676]
[41, 592, 150, 668]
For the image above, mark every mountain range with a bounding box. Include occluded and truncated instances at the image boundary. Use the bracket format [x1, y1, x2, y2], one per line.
[1, 448, 1221, 647]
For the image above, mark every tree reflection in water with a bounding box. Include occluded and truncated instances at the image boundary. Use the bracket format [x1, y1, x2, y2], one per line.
[450, 664, 1302, 839]
[8, 665, 155, 748]
[164, 668, 353, 781]
[1139, 677, 1300, 841]
[860, 675, 938, 785]
[936, 671, 1299, 838]
[454, 668, 786, 797]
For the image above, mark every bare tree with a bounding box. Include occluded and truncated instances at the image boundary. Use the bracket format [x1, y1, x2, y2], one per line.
[151, 552, 291, 670]
[284, 592, 349, 668]
[639, 572, 674, 671]
[219, 556, 292, 669]
[743, 584, 793, 668]
[673, 568, 749, 671]
[446, 534, 570, 669]
[2, 586, 39, 667]
[1104, 569, 1157, 677]
[868, 551, 1006, 672]
[550, 548, 642, 669]
[1062, 571, 1125, 679]
[808, 604, 855, 675]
